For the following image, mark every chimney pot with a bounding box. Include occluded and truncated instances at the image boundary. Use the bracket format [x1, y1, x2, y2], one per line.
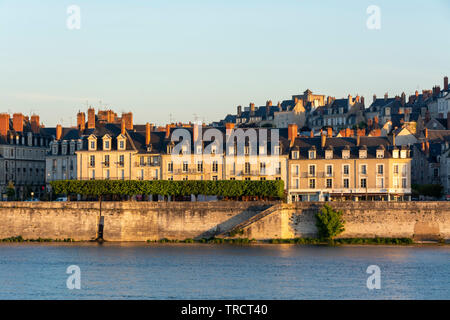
[321, 134, 326, 148]
[445, 76, 449, 91]
[288, 123, 298, 146]
[165, 124, 170, 139]
[87, 108, 95, 129]
[12, 113, 24, 133]
[77, 112, 86, 132]
[145, 123, 151, 146]
[0, 113, 10, 137]
[121, 119, 126, 135]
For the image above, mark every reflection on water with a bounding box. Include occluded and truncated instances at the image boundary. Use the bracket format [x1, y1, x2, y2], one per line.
[0, 243, 449, 300]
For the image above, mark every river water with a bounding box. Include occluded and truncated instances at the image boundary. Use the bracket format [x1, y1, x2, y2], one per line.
[0, 243, 448, 299]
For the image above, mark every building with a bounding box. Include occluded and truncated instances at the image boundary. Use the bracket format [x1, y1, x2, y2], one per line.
[0, 113, 52, 199]
[287, 134, 411, 202]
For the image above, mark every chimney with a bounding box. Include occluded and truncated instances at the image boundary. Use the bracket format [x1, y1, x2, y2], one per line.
[356, 135, 360, 147]
[421, 142, 425, 152]
[401, 92, 406, 106]
[321, 134, 326, 148]
[266, 100, 272, 116]
[0, 113, 9, 137]
[361, 96, 365, 106]
[77, 111, 86, 132]
[266, 100, 272, 107]
[165, 124, 170, 139]
[56, 124, 62, 140]
[277, 101, 282, 111]
[445, 76, 449, 91]
[12, 113, 24, 132]
[384, 93, 388, 101]
[415, 90, 419, 98]
[294, 97, 299, 104]
[310, 130, 314, 138]
[31, 115, 40, 134]
[193, 123, 199, 143]
[327, 127, 332, 138]
[355, 95, 360, 103]
[348, 94, 353, 106]
[87, 108, 95, 129]
[288, 123, 298, 146]
[122, 112, 133, 130]
[373, 94, 377, 103]
[145, 123, 151, 146]
[121, 119, 126, 135]
[225, 122, 235, 131]
[250, 103, 255, 116]
[425, 128, 428, 139]
[237, 105, 242, 117]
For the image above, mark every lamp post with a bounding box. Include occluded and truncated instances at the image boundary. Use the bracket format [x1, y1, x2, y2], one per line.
[31, 192, 34, 201]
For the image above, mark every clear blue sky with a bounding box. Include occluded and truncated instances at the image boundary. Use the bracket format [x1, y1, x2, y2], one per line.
[1, 0, 449, 127]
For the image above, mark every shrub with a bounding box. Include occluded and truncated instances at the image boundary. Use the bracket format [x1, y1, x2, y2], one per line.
[315, 204, 345, 240]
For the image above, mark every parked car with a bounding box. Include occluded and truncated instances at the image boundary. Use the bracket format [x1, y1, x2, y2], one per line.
[55, 197, 68, 202]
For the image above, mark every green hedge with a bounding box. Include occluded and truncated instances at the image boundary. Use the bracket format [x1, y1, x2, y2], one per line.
[50, 180, 284, 199]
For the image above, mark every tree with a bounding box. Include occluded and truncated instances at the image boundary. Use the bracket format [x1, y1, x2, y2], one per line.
[315, 204, 345, 240]
[6, 181, 15, 200]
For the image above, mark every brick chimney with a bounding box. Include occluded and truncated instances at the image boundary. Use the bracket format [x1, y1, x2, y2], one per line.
[237, 105, 242, 117]
[327, 127, 332, 138]
[321, 133, 326, 148]
[445, 76, 449, 91]
[145, 123, 151, 146]
[356, 135, 360, 147]
[288, 123, 298, 146]
[361, 96, 365, 106]
[0, 113, 9, 137]
[56, 124, 62, 140]
[373, 94, 377, 103]
[121, 119, 126, 135]
[348, 94, 353, 106]
[415, 90, 419, 98]
[250, 103, 255, 116]
[401, 92, 406, 106]
[277, 101, 282, 111]
[30, 115, 40, 134]
[77, 111, 86, 132]
[225, 123, 235, 131]
[310, 130, 314, 138]
[355, 95, 360, 103]
[384, 93, 388, 101]
[87, 108, 95, 129]
[12, 113, 24, 132]
[425, 128, 428, 139]
[122, 112, 133, 130]
[165, 124, 170, 139]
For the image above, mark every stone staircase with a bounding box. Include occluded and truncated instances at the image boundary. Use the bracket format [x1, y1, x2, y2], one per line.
[216, 203, 281, 238]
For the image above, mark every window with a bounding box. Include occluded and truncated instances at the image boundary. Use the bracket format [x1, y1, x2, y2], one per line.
[197, 161, 203, 172]
[119, 155, 124, 167]
[292, 165, 299, 176]
[308, 165, 316, 177]
[343, 164, 349, 175]
[105, 169, 110, 179]
[377, 164, 384, 175]
[402, 178, 407, 188]
[342, 150, 350, 159]
[326, 178, 333, 188]
[308, 150, 316, 159]
[104, 140, 110, 150]
[325, 150, 333, 159]
[376, 177, 384, 188]
[326, 165, 333, 176]
[183, 161, 189, 172]
[294, 179, 299, 189]
[104, 155, 110, 167]
[360, 164, 367, 175]
[212, 161, 218, 173]
[91, 170, 95, 180]
[309, 179, 316, 189]
[393, 149, 399, 158]
[292, 151, 299, 159]
[140, 157, 145, 166]
[168, 162, 173, 172]
[245, 162, 250, 174]
[359, 150, 367, 159]
[393, 164, 399, 174]
[120, 169, 125, 180]
[360, 178, 367, 188]
[90, 140, 96, 150]
[259, 162, 266, 174]
[89, 155, 95, 167]
[212, 176, 218, 181]
[119, 140, 125, 150]
[274, 146, 280, 155]
[376, 150, 384, 158]
[343, 178, 349, 188]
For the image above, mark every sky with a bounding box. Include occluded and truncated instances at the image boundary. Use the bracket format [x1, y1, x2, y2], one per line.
[0, 0, 449, 127]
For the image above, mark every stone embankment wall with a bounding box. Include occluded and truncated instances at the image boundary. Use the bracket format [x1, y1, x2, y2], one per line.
[0, 201, 449, 241]
[241, 202, 450, 241]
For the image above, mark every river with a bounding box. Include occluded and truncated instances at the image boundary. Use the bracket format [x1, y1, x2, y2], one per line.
[0, 243, 448, 299]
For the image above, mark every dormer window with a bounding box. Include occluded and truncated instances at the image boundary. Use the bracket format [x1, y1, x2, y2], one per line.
[359, 149, 367, 159]
[167, 145, 174, 154]
[292, 151, 299, 159]
[273, 146, 280, 155]
[88, 136, 97, 151]
[117, 136, 126, 151]
[308, 150, 316, 159]
[52, 142, 58, 155]
[70, 141, 75, 154]
[400, 149, 407, 158]
[342, 149, 350, 159]
[62, 142, 67, 155]
[393, 149, 399, 158]
[376, 149, 384, 158]
[325, 150, 333, 159]
[77, 140, 83, 151]
[103, 135, 111, 151]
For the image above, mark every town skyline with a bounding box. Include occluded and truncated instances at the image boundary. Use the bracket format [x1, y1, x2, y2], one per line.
[1, 0, 449, 126]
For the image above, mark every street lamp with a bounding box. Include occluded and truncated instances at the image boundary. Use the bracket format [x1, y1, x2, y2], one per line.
[31, 192, 34, 201]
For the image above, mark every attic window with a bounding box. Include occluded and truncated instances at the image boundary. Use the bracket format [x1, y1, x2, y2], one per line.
[376, 150, 384, 158]
[400, 149, 407, 158]
[393, 149, 399, 158]
[325, 150, 333, 159]
[292, 151, 299, 159]
[308, 150, 316, 159]
[359, 149, 367, 159]
[342, 150, 350, 159]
